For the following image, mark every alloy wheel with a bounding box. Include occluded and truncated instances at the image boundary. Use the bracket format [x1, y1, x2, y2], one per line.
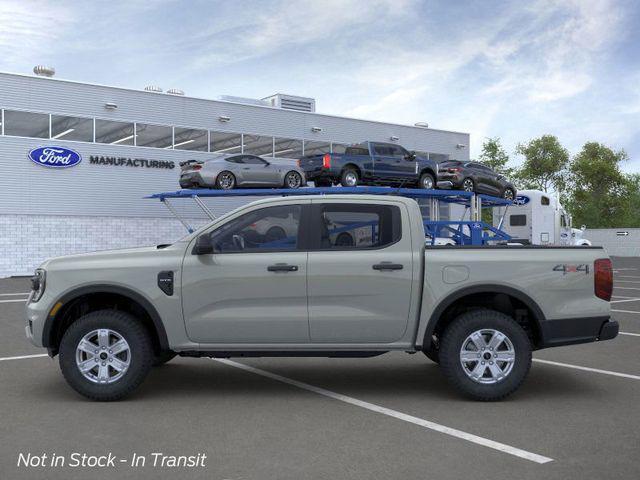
[286, 172, 302, 189]
[75, 329, 131, 384]
[218, 172, 235, 189]
[422, 176, 434, 189]
[459, 329, 515, 384]
[344, 172, 358, 187]
[462, 179, 474, 192]
[503, 189, 515, 200]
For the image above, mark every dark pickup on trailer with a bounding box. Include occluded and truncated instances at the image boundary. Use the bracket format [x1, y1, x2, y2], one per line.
[298, 141, 443, 189]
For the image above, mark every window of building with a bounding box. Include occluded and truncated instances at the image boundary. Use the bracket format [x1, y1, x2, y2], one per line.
[135, 123, 172, 148]
[541, 196, 550, 206]
[510, 215, 527, 226]
[3, 110, 49, 138]
[210, 131, 242, 154]
[50, 115, 93, 142]
[331, 143, 348, 154]
[303, 140, 331, 156]
[316, 204, 401, 250]
[209, 205, 301, 253]
[95, 119, 135, 145]
[273, 138, 303, 158]
[173, 127, 208, 151]
[243, 135, 274, 156]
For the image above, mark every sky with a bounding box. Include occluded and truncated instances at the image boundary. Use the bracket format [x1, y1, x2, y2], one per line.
[1, 0, 639, 171]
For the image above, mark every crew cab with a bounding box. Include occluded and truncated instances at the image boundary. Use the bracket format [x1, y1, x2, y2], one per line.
[26, 194, 617, 402]
[299, 141, 440, 189]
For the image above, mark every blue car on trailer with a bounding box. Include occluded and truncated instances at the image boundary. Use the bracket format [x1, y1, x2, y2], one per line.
[298, 141, 441, 190]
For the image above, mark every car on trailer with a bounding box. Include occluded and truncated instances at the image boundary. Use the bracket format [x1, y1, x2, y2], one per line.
[437, 160, 517, 200]
[298, 141, 440, 189]
[179, 154, 306, 190]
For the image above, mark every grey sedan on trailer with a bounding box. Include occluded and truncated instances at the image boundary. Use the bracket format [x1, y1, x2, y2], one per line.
[179, 154, 307, 190]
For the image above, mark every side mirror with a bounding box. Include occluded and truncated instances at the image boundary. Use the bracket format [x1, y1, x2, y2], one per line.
[405, 151, 416, 161]
[193, 234, 214, 255]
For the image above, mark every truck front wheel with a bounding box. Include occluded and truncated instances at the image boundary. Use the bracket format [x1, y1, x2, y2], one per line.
[58, 310, 154, 401]
[439, 309, 531, 401]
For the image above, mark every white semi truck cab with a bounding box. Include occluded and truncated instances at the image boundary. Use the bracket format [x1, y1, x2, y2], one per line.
[495, 190, 592, 246]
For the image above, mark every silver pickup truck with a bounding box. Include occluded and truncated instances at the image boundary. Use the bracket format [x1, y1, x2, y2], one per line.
[25, 194, 618, 401]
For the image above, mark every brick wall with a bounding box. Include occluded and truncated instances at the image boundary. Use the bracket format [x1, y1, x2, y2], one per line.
[0, 214, 207, 277]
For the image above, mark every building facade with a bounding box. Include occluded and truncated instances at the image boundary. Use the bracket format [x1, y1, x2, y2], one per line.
[0, 71, 470, 277]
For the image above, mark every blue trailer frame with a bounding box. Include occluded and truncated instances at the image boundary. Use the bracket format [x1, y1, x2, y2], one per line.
[146, 186, 513, 245]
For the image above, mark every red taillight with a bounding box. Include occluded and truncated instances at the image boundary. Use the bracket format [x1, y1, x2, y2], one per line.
[447, 167, 461, 173]
[594, 258, 613, 301]
[192, 165, 202, 170]
[322, 153, 331, 169]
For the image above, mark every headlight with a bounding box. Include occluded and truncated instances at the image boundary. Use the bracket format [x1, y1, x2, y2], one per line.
[30, 269, 46, 303]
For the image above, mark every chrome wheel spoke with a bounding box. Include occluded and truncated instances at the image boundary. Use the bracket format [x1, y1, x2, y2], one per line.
[76, 329, 130, 384]
[460, 328, 515, 385]
[110, 357, 128, 372]
[97, 329, 110, 348]
[110, 339, 128, 355]
[78, 358, 97, 373]
[77, 339, 98, 355]
[97, 363, 110, 382]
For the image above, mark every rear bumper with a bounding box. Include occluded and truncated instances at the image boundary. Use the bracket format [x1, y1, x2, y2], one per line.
[539, 316, 618, 348]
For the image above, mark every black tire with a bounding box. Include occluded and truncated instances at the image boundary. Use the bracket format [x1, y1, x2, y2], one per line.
[419, 172, 436, 189]
[502, 187, 515, 200]
[314, 179, 332, 188]
[153, 351, 176, 367]
[439, 309, 531, 401]
[216, 171, 236, 190]
[284, 171, 303, 189]
[461, 178, 475, 192]
[58, 310, 153, 401]
[340, 168, 359, 187]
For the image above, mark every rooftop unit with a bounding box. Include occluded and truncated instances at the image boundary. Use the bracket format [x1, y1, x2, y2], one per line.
[262, 93, 316, 113]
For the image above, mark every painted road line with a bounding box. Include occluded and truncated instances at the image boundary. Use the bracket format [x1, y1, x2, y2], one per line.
[615, 275, 640, 279]
[533, 359, 640, 380]
[615, 280, 640, 284]
[612, 309, 640, 314]
[614, 287, 640, 291]
[0, 292, 30, 296]
[611, 298, 640, 304]
[612, 295, 637, 299]
[620, 332, 640, 337]
[215, 359, 553, 464]
[0, 354, 49, 362]
[0, 299, 28, 304]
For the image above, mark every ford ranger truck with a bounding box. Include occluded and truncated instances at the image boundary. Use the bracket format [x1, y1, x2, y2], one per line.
[25, 194, 618, 401]
[298, 141, 441, 189]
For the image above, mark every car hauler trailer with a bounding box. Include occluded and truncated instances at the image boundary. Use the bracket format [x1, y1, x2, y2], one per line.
[493, 189, 591, 246]
[146, 186, 514, 246]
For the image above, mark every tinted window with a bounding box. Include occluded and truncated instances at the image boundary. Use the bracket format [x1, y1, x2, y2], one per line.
[345, 146, 369, 156]
[373, 144, 393, 156]
[211, 131, 242, 154]
[136, 123, 172, 148]
[4, 110, 49, 138]
[174, 127, 208, 151]
[225, 156, 244, 164]
[331, 143, 348, 154]
[209, 205, 301, 253]
[243, 155, 267, 165]
[316, 204, 401, 250]
[510, 215, 527, 226]
[304, 140, 331, 156]
[51, 115, 93, 142]
[243, 135, 273, 156]
[541, 196, 550, 206]
[95, 119, 135, 145]
[389, 145, 408, 158]
[274, 138, 303, 158]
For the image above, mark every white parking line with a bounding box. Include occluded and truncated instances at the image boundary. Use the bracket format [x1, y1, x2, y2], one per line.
[0, 292, 30, 296]
[214, 359, 553, 464]
[533, 359, 640, 380]
[0, 353, 49, 362]
[612, 309, 640, 314]
[0, 299, 28, 304]
[611, 298, 640, 304]
[615, 280, 640, 284]
[620, 332, 640, 337]
[614, 287, 640, 291]
[615, 275, 640, 279]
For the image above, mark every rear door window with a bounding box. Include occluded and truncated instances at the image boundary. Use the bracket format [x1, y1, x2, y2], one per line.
[312, 204, 401, 250]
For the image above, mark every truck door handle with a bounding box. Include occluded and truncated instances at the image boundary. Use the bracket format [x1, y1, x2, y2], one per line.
[372, 262, 403, 271]
[267, 264, 298, 272]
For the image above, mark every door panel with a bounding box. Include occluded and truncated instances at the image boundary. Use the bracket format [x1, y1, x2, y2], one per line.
[307, 202, 413, 343]
[181, 203, 310, 344]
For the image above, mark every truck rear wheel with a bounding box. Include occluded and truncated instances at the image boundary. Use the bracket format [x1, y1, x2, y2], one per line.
[340, 168, 359, 187]
[58, 310, 154, 401]
[439, 309, 531, 401]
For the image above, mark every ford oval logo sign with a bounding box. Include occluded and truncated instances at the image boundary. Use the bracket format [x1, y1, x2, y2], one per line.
[28, 146, 82, 168]
[514, 195, 530, 206]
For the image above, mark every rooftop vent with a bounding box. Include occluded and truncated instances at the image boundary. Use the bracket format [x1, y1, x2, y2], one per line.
[262, 94, 316, 112]
[414, 122, 429, 128]
[33, 65, 55, 77]
[144, 85, 163, 93]
[167, 88, 185, 96]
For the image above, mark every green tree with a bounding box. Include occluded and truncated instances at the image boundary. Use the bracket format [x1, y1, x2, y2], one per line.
[566, 142, 635, 228]
[514, 135, 569, 192]
[478, 137, 514, 177]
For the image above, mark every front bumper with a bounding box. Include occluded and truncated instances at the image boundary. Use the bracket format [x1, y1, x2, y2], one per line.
[539, 316, 618, 348]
